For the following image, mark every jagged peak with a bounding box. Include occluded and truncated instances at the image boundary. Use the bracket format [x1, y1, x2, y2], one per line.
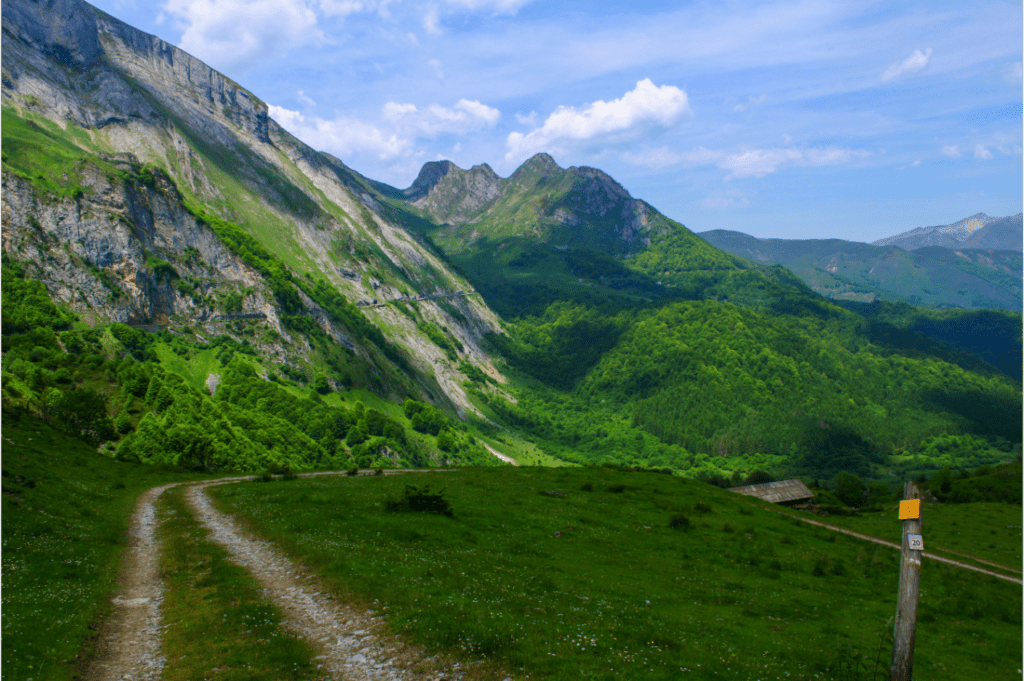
[404, 160, 459, 200]
[510, 153, 563, 182]
[572, 165, 632, 199]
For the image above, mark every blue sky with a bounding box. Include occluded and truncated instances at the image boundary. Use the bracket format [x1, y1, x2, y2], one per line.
[91, 0, 1022, 242]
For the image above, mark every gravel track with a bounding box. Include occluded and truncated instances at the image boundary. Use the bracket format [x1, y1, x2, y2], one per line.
[81, 483, 177, 681]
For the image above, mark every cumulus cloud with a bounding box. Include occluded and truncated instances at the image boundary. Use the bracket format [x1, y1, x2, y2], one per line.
[268, 98, 500, 161]
[506, 79, 691, 163]
[880, 48, 932, 82]
[974, 144, 993, 160]
[162, 0, 323, 73]
[297, 90, 316, 107]
[940, 145, 961, 158]
[897, 159, 922, 169]
[269, 105, 408, 159]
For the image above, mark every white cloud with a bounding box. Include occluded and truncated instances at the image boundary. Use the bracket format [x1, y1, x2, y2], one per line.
[702, 197, 734, 209]
[733, 94, 767, 112]
[383, 99, 500, 136]
[897, 159, 921, 170]
[515, 111, 538, 126]
[269, 104, 409, 159]
[715, 146, 867, 179]
[974, 144, 993, 160]
[317, 0, 393, 17]
[428, 59, 445, 79]
[163, 0, 323, 73]
[297, 90, 316, 107]
[940, 145, 961, 158]
[444, 0, 533, 13]
[880, 48, 932, 82]
[505, 79, 691, 162]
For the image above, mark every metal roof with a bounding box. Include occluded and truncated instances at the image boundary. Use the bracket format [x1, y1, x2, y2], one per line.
[727, 479, 815, 504]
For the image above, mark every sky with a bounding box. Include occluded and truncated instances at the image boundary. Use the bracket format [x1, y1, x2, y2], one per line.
[90, 0, 1023, 242]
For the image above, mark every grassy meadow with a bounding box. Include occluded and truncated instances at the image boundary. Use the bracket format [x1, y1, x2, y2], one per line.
[157, 486, 325, 680]
[210, 466, 1023, 681]
[0, 411, 208, 681]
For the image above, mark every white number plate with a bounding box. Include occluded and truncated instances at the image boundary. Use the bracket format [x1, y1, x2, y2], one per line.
[907, 534, 924, 551]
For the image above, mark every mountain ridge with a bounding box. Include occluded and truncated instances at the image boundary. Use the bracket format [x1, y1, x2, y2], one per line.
[871, 212, 1022, 250]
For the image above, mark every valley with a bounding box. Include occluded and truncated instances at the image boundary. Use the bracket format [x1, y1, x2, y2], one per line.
[1, 0, 1020, 679]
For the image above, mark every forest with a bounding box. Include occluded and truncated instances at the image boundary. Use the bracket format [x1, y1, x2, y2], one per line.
[1, 258, 495, 474]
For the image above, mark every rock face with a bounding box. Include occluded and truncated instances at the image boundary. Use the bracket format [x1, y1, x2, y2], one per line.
[0, 0, 505, 413]
[403, 153, 661, 254]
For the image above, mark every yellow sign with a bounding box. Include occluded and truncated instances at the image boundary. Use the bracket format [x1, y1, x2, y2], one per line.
[899, 499, 920, 520]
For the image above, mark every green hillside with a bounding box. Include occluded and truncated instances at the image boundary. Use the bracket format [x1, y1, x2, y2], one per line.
[697, 229, 1023, 312]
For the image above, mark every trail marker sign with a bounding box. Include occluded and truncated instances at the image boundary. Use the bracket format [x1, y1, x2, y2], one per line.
[906, 534, 924, 551]
[898, 499, 920, 520]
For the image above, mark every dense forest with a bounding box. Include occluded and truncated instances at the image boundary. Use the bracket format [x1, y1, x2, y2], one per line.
[1, 259, 495, 473]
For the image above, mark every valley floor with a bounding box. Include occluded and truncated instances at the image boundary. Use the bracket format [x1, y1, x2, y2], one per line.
[75, 470, 1021, 681]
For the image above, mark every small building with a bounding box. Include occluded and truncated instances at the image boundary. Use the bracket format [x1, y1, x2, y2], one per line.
[727, 479, 815, 505]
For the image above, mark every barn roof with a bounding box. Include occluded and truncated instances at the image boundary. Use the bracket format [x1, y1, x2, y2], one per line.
[727, 479, 815, 504]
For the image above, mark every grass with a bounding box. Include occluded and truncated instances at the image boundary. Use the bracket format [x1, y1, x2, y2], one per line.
[0, 410, 205, 681]
[158, 485, 325, 680]
[209, 466, 1023, 681]
[784, 500, 1023, 575]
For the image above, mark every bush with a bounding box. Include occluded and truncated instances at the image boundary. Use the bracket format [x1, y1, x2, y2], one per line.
[607, 484, 626, 493]
[668, 513, 690, 530]
[347, 466, 359, 476]
[580, 482, 593, 491]
[385, 484, 453, 517]
[694, 501, 713, 514]
[114, 413, 134, 435]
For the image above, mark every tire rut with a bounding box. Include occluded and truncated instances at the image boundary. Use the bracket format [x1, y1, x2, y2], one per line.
[81, 483, 177, 681]
[185, 479, 459, 681]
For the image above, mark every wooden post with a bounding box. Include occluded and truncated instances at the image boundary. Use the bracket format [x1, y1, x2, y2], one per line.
[890, 481, 923, 681]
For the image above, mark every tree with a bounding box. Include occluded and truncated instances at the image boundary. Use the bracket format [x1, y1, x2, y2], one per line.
[834, 472, 867, 507]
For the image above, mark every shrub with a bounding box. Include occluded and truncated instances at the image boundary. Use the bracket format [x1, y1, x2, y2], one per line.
[608, 484, 626, 493]
[347, 466, 359, 476]
[668, 513, 690, 530]
[694, 501, 713, 514]
[580, 482, 593, 491]
[722, 523, 735, 533]
[385, 484, 453, 517]
[114, 413, 134, 435]
[375, 468, 384, 476]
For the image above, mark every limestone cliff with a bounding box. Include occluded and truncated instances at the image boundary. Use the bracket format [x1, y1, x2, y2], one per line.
[0, 0, 506, 413]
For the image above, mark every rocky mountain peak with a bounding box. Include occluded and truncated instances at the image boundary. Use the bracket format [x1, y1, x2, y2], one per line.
[509, 153, 564, 183]
[405, 160, 458, 201]
[2, 0, 102, 67]
[405, 160, 502, 223]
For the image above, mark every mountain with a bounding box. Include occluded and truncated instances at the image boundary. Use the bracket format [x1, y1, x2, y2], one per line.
[1, 0, 507, 418]
[2, 0, 1021, 485]
[960, 214, 1024, 250]
[698, 229, 1023, 312]
[871, 212, 1022, 251]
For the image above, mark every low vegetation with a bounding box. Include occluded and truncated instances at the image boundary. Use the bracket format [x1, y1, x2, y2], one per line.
[211, 467, 1023, 681]
[158, 486, 324, 680]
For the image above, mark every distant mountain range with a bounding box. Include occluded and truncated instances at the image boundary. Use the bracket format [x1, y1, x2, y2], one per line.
[699, 217, 1022, 311]
[871, 213, 1023, 251]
